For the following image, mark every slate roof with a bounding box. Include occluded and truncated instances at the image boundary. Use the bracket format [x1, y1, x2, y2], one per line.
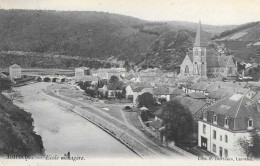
[188, 92, 207, 99]
[208, 88, 234, 99]
[153, 87, 171, 95]
[130, 83, 152, 92]
[203, 94, 260, 131]
[173, 96, 207, 115]
[194, 21, 208, 47]
[149, 120, 164, 130]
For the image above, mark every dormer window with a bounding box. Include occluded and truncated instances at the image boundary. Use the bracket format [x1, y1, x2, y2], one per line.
[213, 114, 217, 124]
[224, 117, 229, 128]
[248, 118, 253, 130]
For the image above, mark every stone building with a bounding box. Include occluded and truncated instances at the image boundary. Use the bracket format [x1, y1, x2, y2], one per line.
[180, 22, 238, 80]
[9, 64, 22, 80]
[198, 94, 260, 158]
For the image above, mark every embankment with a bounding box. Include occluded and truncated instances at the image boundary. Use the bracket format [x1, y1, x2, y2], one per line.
[42, 91, 159, 158]
[0, 93, 44, 157]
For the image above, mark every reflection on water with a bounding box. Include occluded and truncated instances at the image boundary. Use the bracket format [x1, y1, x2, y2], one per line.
[14, 83, 137, 158]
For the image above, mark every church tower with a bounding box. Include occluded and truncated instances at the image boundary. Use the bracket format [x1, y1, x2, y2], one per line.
[193, 21, 207, 76]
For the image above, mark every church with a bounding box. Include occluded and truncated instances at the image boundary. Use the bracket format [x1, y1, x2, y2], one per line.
[180, 22, 238, 80]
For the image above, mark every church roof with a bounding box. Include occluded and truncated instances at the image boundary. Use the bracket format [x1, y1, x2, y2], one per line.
[194, 21, 208, 47]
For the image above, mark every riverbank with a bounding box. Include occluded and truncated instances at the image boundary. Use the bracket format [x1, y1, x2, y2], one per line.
[44, 83, 186, 158]
[13, 82, 137, 158]
[0, 93, 44, 157]
[42, 90, 158, 158]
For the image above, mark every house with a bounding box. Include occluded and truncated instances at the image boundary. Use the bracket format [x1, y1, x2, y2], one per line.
[198, 94, 260, 158]
[74, 75, 99, 86]
[102, 81, 125, 98]
[152, 108, 167, 143]
[152, 86, 174, 101]
[138, 68, 162, 83]
[180, 21, 238, 80]
[96, 68, 126, 81]
[125, 84, 134, 99]
[9, 64, 22, 80]
[75, 67, 91, 79]
[132, 85, 153, 107]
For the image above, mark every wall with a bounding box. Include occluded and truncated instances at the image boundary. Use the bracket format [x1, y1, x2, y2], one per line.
[198, 120, 249, 158]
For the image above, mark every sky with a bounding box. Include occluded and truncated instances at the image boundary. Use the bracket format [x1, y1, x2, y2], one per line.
[0, 0, 260, 25]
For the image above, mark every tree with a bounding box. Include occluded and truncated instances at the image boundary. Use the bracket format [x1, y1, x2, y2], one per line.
[238, 130, 260, 158]
[0, 77, 12, 92]
[137, 92, 155, 108]
[109, 75, 119, 84]
[161, 100, 193, 143]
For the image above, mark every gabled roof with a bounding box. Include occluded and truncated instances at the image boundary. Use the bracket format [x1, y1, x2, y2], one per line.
[194, 21, 207, 47]
[174, 96, 207, 115]
[149, 120, 164, 130]
[153, 87, 171, 95]
[10, 64, 21, 68]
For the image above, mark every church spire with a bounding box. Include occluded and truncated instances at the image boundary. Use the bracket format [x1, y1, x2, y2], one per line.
[194, 21, 207, 47]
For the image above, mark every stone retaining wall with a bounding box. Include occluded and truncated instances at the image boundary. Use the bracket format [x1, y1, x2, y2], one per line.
[43, 92, 158, 158]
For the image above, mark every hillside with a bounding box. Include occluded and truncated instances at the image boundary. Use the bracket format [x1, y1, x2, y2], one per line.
[213, 22, 260, 63]
[0, 9, 235, 69]
[0, 92, 44, 156]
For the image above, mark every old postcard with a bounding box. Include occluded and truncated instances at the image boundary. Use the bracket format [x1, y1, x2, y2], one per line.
[0, 0, 260, 166]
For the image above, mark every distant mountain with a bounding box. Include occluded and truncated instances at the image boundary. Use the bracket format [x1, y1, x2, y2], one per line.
[0, 9, 237, 69]
[213, 22, 260, 63]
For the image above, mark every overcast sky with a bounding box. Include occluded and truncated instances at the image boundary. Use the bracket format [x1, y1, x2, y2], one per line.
[0, 0, 259, 25]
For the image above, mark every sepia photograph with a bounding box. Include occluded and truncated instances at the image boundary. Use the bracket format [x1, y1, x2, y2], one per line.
[0, 0, 260, 166]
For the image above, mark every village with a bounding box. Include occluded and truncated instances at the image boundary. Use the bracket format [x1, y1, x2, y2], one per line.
[1, 22, 260, 159]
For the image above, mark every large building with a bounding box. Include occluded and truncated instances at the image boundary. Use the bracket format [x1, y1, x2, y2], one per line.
[198, 94, 260, 158]
[180, 22, 238, 80]
[9, 64, 22, 80]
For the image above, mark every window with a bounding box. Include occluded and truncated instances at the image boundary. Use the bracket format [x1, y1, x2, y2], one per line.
[225, 117, 229, 128]
[203, 124, 206, 134]
[225, 135, 228, 143]
[229, 67, 232, 74]
[195, 49, 198, 56]
[213, 130, 216, 139]
[219, 147, 223, 157]
[248, 119, 253, 127]
[185, 66, 189, 74]
[213, 114, 217, 124]
[213, 144, 216, 152]
[224, 149, 228, 158]
[220, 135, 222, 141]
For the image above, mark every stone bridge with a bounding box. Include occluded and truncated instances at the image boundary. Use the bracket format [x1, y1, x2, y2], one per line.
[29, 74, 73, 83]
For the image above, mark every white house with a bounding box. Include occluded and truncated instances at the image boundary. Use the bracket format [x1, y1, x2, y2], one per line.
[9, 64, 22, 80]
[75, 67, 91, 79]
[125, 84, 134, 99]
[198, 94, 260, 158]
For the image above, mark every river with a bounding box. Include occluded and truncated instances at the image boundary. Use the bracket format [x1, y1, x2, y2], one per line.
[13, 82, 137, 158]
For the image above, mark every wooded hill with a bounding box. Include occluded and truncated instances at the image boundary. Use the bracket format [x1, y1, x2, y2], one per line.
[0, 9, 235, 69]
